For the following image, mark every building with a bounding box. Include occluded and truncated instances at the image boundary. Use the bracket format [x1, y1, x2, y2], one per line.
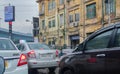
[37, 0, 120, 48]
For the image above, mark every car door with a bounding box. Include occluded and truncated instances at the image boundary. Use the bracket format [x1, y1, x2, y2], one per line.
[83, 28, 114, 74]
[105, 26, 120, 74]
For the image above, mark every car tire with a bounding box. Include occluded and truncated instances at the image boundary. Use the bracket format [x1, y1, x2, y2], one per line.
[63, 69, 73, 74]
[49, 67, 56, 73]
[28, 69, 38, 74]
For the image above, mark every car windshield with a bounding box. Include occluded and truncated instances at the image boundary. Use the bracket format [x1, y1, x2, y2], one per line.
[0, 39, 16, 50]
[28, 43, 50, 50]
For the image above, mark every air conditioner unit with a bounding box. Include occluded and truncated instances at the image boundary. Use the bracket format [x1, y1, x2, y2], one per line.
[74, 22, 79, 27]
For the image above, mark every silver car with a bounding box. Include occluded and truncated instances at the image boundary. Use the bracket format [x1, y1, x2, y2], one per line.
[17, 42, 59, 74]
[0, 38, 28, 74]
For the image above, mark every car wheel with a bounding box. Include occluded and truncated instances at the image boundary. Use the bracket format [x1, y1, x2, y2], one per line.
[49, 67, 56, 73]
[63, 69, 73, 74]
[28, 69, 38, 74]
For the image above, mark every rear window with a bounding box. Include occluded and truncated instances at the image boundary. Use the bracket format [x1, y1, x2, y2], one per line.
[28, 43, 50, 50]
[0, 39, 16, 50]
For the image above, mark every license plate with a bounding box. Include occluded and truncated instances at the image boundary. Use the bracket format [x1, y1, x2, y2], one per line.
[41, 54, 52, 57]
[5, 61, 8, 68]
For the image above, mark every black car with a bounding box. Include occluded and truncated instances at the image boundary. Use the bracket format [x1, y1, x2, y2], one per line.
[59, 23, 120, 74]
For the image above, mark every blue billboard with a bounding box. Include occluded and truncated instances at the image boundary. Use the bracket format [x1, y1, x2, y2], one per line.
[4, 6, 15, 22]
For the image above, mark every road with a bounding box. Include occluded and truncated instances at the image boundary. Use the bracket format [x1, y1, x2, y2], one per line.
[37, 68, 59, 74]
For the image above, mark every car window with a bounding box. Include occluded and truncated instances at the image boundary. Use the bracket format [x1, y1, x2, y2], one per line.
[28, 43, 50, 50]
[85, 30, 113, 50]
[114, 28, 120, 47]
[73, 43, 83, 52]
[0, 39, 16, 50]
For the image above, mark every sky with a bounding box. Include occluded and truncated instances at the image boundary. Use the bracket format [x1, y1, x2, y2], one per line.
[0, 0, 38, 34]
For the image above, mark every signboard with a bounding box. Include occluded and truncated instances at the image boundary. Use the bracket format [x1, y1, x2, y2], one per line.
[5, 6, 15, 22]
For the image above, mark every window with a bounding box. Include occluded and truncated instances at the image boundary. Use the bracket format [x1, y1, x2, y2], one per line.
[75, 13, 80, 21]
[59, 0, 64, 5]
[105, 0, 116, 15]
[41, 3, 44, 13]
[59, 14, 64, 25]
[48, 21, 51, 28]
[86, 3, 96, 19]
[53, 0, 56, 8]
[28, 43, 50, 50]
[42, 20, 45, 29]
[52, 19, 55, 27]
[0, 39, 16, 50]
[114, 28, 120, 47]
[48, 2, 52, 10]
[48, 20, 55, 28]
[85, 30, 113, 50]
[69, 15, 73, 23]
[48, 0, 56, 11]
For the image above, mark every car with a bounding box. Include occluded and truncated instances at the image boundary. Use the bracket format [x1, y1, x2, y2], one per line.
[17, 42, 59, 74]
[59, 22, 120, 74]
[0, 56, 5, 74]
[0, 38, 28, 74]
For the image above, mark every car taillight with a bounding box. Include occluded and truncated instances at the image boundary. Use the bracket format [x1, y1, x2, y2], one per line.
[27, 50, 36, 58]
[56, 50, 59, 57]
[17, 54, 27, 66]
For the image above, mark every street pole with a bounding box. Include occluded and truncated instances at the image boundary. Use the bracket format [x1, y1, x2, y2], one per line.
[9, 22, 12, 39]
[108, 0, 111, 24]
[102, 0, 105, 27]
[83, 0, 86, 40]
[63, 2, 66, 48]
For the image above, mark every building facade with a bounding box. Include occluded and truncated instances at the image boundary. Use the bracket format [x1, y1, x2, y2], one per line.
[37, 0, 120, 48]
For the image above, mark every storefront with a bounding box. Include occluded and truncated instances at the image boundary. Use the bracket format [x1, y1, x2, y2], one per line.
[70, 35, 80, 49]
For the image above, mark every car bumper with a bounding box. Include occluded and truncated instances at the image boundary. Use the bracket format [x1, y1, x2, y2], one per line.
[28, 59, 59, 69]
[4, 65, 28, 74]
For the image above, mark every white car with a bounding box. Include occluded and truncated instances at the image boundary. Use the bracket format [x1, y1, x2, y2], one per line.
[0, 38, 28, 74]
[17, 42, 59, 74]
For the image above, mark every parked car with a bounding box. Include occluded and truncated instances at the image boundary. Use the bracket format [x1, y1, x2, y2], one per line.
[0, 38, 28, 74]
[17, 42, 59, 74]
[59, 23, 120, 74]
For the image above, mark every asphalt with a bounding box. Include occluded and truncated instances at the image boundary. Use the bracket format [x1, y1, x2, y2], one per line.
[37, 68, 59, 74]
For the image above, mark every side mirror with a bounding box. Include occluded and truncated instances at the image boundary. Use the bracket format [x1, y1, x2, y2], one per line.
[0, 56, 5, 74]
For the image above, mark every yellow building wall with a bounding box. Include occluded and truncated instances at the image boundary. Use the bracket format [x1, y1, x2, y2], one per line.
[37, 0, 120, 46]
